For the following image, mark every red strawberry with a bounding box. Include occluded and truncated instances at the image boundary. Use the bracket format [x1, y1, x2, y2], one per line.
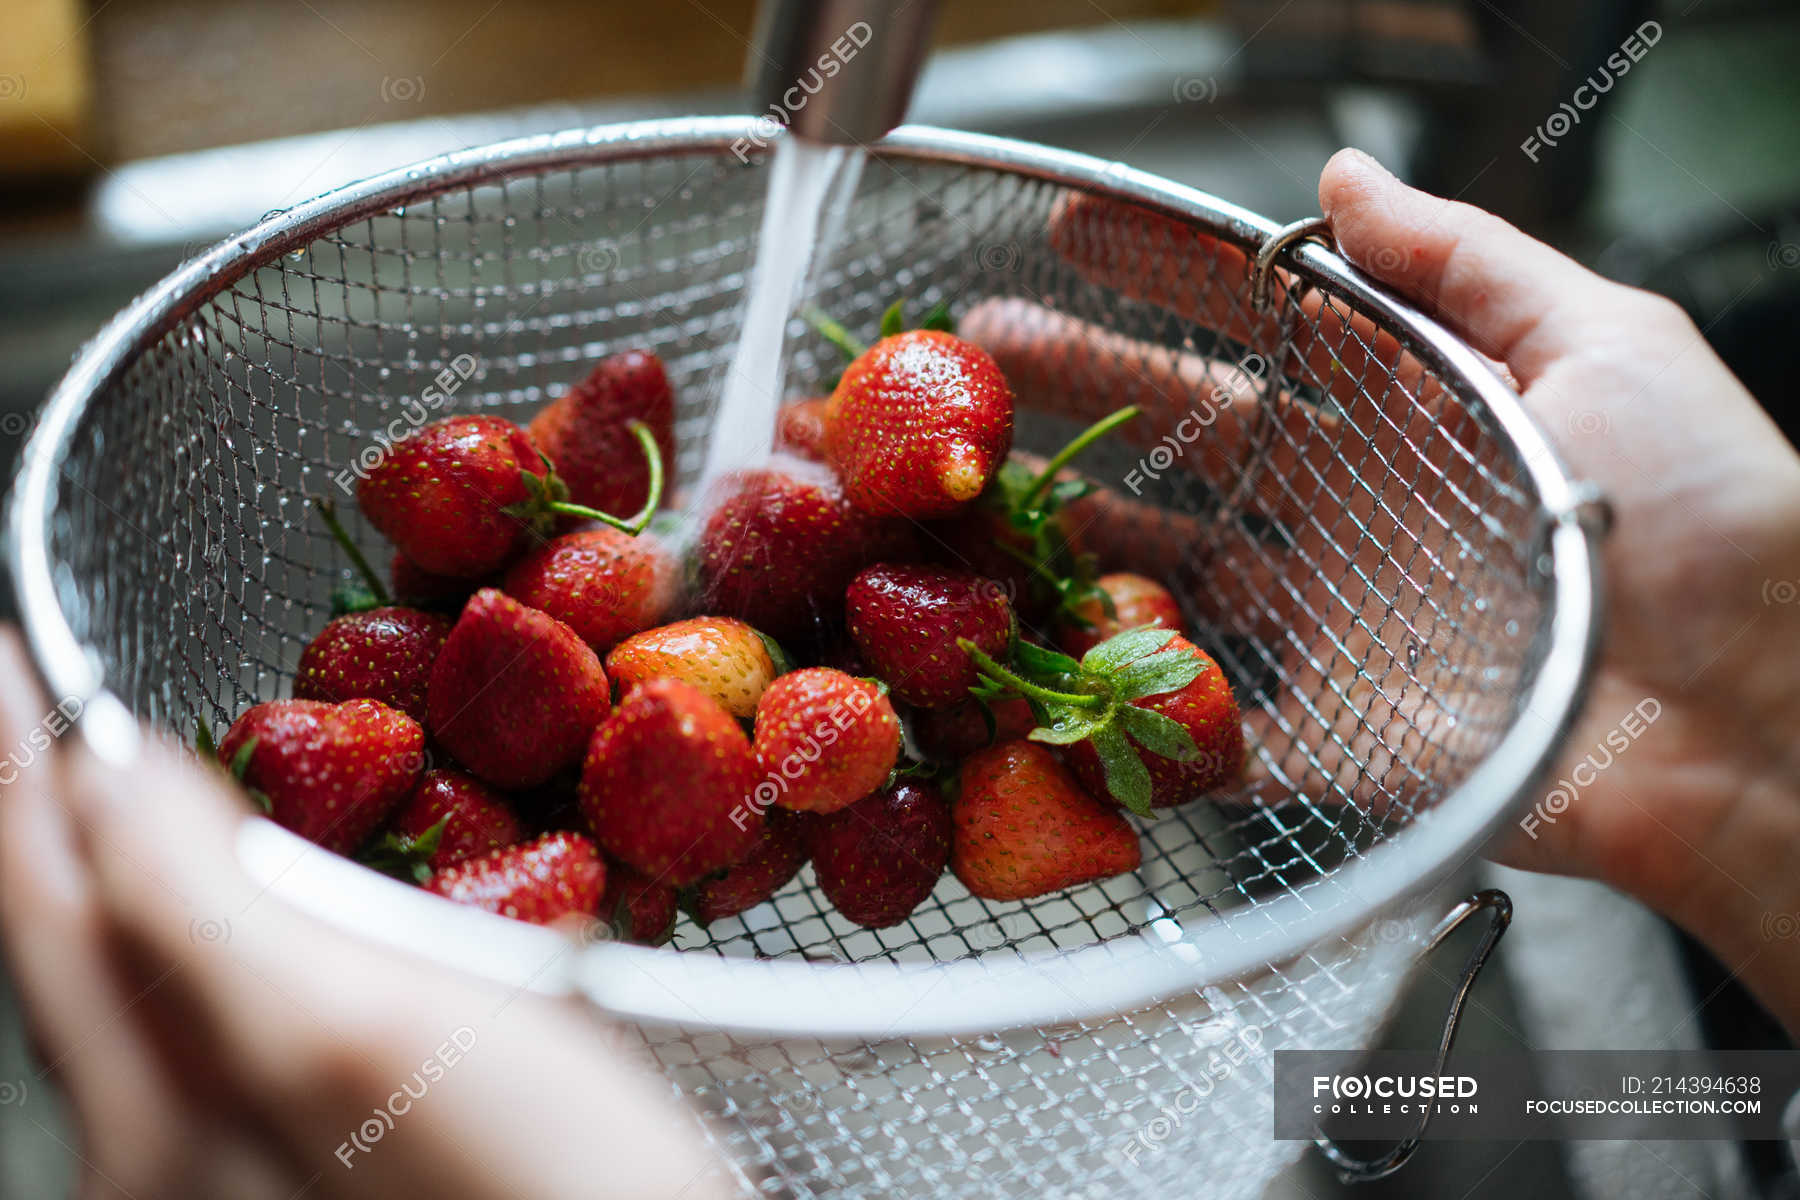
[752, 668, 899, 813]
[775, 397, 829, 461]
[965, 628, 1243, 813]
[951, 740, 1140, 901]
[357, 414, 544, 579]
[375, 768, 524, 873]
[824, 330, 1013, 518]
[359, 413, 660, 581]
[426, 588, 610, 789]
[696, 465, 917, 639]
[502, 528, 677, 654]
[689, 807, 813, 924]
[217, 698, 423, 854]
[293, 606, 451, 723]
[598, 861, 680, 945]
[605, 616, 777, 720]
[528, 349, 676, 518]
[845, 563, 1013, 709]
[390, 551, 482, 609]
[1062, 634, 1243, 809]
[425, 831, 605, 926]
[811, 781, 952, 928]
[1057, 572, 1183, 657]
[911, 696, 1035, 762]
[579, 678, 761, 886]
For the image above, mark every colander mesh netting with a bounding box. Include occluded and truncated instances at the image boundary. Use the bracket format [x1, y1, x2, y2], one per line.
[43, 144, 1544, 1197]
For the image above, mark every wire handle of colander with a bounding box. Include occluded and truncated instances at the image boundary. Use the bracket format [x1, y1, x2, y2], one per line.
[1315, 888, 1514, 1184]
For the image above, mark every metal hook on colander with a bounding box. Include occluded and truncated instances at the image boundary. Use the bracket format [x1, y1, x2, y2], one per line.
[1314, 888, 1514, 1183]
[1249, 216, 1335, 312]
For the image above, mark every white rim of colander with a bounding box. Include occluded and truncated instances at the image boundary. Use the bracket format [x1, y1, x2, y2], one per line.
[6, 118, 1603, 1039]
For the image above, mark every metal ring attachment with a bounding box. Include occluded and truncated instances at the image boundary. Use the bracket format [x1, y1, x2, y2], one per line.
[1250, 216, 1335, 312]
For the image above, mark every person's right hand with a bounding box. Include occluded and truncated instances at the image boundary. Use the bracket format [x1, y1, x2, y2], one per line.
[961, 149, 1800, 1032]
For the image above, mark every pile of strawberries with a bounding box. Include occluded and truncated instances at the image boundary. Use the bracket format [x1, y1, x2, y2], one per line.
[207, 304, 1245, 943]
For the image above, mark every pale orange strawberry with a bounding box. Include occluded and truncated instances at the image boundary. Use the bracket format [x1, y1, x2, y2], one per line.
[605, 616, 777, 720]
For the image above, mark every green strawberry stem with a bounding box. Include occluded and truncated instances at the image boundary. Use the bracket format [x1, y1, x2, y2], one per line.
[1018, 405, 1140, 513]
[542, 419, 665, 535]
[957, 640, 1105, 709]
[313, 498, 392, 606]
[801, 304, 867, 362]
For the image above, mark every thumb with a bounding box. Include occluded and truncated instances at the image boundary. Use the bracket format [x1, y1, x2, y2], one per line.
[1318, 148, 1659, 387]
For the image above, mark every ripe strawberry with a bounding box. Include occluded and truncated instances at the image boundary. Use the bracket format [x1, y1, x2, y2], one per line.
[358, 413, 660, 580]
[579, 678, 761, 885]
[753, 668, 899, 813]
[824, 330, 1013, 519]
[293, 606, 451, 723]
[688, 807, 813, 924]
[598, 860, 680, 945]
[427, 588, 610, 789]
[356, 414, 543, 579]
[811, 781, 952, 929]
[605, 616, 778, 720]
[775, 397, 829, 461]
[425, 831, 605, 926]
[390, 551, 482, 609]
[845, 564, 1013, 709]
[217, 698, 423, 854]
[951, 740, 1140, 901]
[696, 465, 917, 639]
[1057, 572, 1183, 657]
[1061, 634, 1243, 810]
[965, 628, 1243, 814]
[910, 696, 1035, 762]
[528, 349, 676, 519]
[502, 528, 677, 654]
[366, 768, 524, 877]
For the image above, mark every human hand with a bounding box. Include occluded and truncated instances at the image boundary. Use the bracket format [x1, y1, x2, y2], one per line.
[1314, 150, 1800, 1031]
[958, 149, 1800, 1031]
[0, 631, 731, 1200]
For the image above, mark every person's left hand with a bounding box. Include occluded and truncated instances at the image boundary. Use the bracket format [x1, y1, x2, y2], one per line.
[0, 629, 731, 1200]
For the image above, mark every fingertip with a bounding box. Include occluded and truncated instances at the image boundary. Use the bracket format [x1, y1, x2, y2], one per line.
[1318, 147, 1394, 220]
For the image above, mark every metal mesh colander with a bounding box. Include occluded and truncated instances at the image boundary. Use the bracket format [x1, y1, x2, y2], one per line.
[8, 119, 1602, 1197]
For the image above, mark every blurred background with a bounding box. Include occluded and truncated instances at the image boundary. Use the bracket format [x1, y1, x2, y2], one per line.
[1, 0, 1797, 1195]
